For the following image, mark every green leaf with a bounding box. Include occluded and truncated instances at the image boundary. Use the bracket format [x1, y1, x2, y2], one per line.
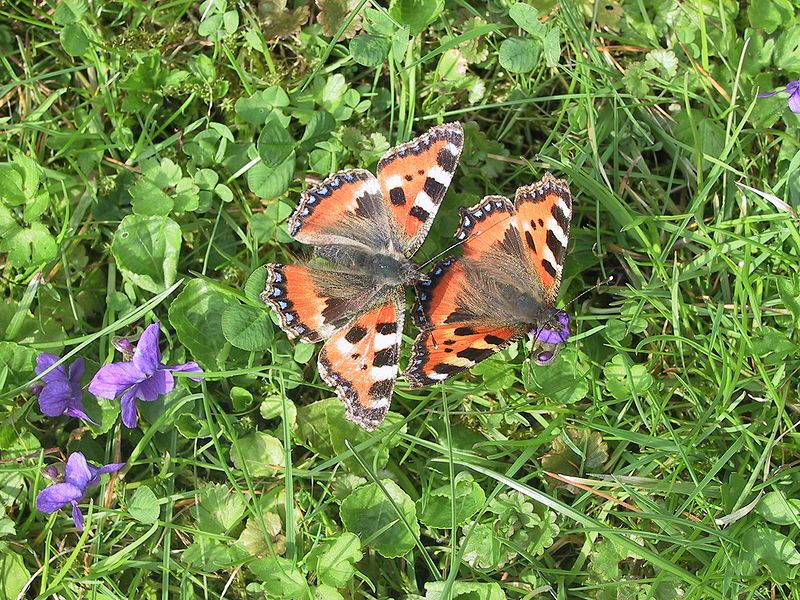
[313, 585, 344, 600]
[296, 398, 404, 475]
[737, 526, 800, 584]
[111, 215, 181, 293]
[196, 483, 247, 535]
[748, 0, 793, 33]
[53, 0, 87, 24]
[499, 36, 540, 73]
[0, 222, 57, 268]
[247, 154, 294, 199]
[756, 492, 800, 526]
[0, 166, 26, 206]
[259, 395, 297, 426]
[244, 266, 268, 303]
[460, 522, 502, 569]
[236, 89, 283, 126]
[350, 34, 391, 67]
[236, 512, 286, 557]
[249, 556, 309, 599]
[424, 580, 506, 600]
[644, 49, 679, 79]
[340, 479, 419, 558]
[774, 24, 800, 71]
[417, 472, 486, 528]
[128, 485, 160, 524]
[182, 536, 240, 570]
[0, 549, 30, 600]
[543, 26, 560, 67]
[300, 111, 336, 149]
[389, 0, 444, 36]
[183, 123, 234, 167]
[293, 342, 315, 364]
[257, 121, 296, 168]
[231, 432, 284, 477]
[251, 200, 294, 244]
[168, 279, 247, 369]
[305, 533, 362, 587]
[508, 3, 545, 37]
[525, 347, 588, 404]
[603, 355, 653, 400]
[221, 304, 274, 351]
[60, 23, 89, 56]
[0, 342, 36, 390]
[131, 179, 173, 216]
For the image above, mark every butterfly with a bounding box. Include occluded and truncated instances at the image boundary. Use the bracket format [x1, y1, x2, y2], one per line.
[404, 173, 572, 387]
[261, 123, 464, 430]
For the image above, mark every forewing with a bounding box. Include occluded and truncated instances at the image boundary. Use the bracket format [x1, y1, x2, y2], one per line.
[377, 122, 464, 255]
[262, 264, 377, 343]
[453, 195, 515, 260]
[318, 291, 404, 431]
[513, 173, 572, 304]
[288, 169, 392, 250]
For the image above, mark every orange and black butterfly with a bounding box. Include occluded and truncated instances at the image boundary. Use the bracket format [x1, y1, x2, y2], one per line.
[405, 173, 573, 387]
[262, 123, 464, 430]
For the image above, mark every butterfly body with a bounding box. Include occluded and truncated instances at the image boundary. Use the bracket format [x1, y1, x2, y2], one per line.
[262, 123, 464, 430]
[405, 173, 573, 388]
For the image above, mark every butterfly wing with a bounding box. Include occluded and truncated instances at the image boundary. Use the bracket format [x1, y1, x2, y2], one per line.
[262, 264, 381, 343]
[377, 122, 464, 256]
[318, 290, 404, 430]
[512, 173, 572, 304]
[288, 169, 394, 251]
[406, 257, 519, 387]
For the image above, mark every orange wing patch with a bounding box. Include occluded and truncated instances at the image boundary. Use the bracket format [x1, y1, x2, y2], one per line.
[288, 168, 383, 247]
[262, 264, 337, 343]
[318, 293, 404, 431]
[513, 173, 572, 302]
[405, 324, 517, 388]
[454, 195, 515, 261]
[377, 122, 464, 254]
[412, 257, 465, 328]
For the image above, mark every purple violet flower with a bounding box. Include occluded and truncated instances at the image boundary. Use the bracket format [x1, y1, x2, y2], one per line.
[36, 452, 124, 531]
[88, 323, 202, 428]
[35, 354, 95, 424]
[758, 80, 800, 114]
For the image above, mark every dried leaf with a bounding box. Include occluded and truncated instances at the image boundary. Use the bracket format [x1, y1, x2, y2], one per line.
[541, 427, 608, 492]
[316, 0, 362, 39]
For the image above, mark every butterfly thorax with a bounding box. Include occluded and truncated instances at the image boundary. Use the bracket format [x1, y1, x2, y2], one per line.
[315, 245, 423, 287]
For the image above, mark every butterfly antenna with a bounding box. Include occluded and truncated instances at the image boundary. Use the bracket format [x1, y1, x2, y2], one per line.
[418, 212, 514, 269]
[565, 275, 614, 307]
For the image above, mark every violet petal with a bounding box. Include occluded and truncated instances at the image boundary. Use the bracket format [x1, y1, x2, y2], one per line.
[756, 90, 780, 98]
[64, 406, 97, 425]
[36, 354, 69, 384]
[65, 452, 93, 489]
[167, 361, 203, 381]
[36, 482, 83, 513]
[119, 389, 139, 428]
[133, 323, 162, 375]
[72, 502, 84, 531]
[68, 357, 85, 383]
[88, 362, 143, 399]
[788, 92, 800, 114]
[86, 462, 124, 487]
[37, 381, 72, 416]
[96, 463, 125, 477]
[135, 369, 173, 402]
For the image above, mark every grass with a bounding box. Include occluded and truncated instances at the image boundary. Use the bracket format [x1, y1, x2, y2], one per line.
[2, 0, 800, 598]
